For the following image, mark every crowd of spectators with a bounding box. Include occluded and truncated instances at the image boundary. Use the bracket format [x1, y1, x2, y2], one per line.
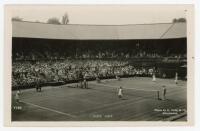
[12, 39, 187, 89]
[13, 50, 186, 61]
[12, 38, 187, 61]
[12, 60, 155, 88]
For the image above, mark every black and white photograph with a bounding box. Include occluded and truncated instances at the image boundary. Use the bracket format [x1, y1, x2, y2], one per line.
[4, 5, 195, 126]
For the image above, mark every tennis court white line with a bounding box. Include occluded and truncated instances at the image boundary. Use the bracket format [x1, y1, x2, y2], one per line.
[21, 100, 76, 118]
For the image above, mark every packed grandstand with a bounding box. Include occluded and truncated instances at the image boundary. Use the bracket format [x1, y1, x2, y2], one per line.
[12, 21, 187, 90]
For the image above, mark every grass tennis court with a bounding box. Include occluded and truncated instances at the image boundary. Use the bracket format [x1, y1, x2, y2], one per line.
[12, 77, 187, 121]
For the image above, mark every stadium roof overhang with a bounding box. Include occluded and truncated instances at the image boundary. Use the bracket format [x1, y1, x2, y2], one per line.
[12, 21, 186, 40]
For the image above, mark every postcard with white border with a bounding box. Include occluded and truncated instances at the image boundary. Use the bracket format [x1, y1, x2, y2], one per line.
[4, 5, 195, 126]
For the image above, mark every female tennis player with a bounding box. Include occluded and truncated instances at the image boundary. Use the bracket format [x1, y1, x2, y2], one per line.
[118, 86, 123, 99]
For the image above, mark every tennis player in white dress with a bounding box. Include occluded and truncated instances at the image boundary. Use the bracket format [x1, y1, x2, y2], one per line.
[118, 86, 123, 99]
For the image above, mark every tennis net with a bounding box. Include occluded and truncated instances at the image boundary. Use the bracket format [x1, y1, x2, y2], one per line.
[91, 83, 160, 100]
